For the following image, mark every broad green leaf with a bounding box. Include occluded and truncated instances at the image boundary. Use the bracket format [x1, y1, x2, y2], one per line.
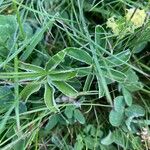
[44, 83, 56, 111]
[52, 81, 78, 97]
[100, 145, 116, 150]
[48, 70, 77, 81]
[95, 25, 106, 55]
[65, 47, 92, 65]
[0, 15, 18, 61]
[0, 86, 14, 112]
[74, 134, 84, 150]
[45, 50, 66, 70]
[19, 61, 45, 72]
[113, 130, 131, 149]
[0, 38, 33, 68]
[125, 104, 145, 118]
[114, 96, 125, 112]
[20, 17, 56, 61]
[12, 139, 25, 150]
[101, 131, 114, 145]
[45, 114, 59, 131]
[109, 110, 124, 127]
[74, 109, 85, 124]
[19, 102, 27, 114]
[0, 0, 4, 6]
[0, 104, 14, 135]
[20, 82, 41, 102]
[122, 87, 132, 106]
[123, 69, 143, 91]
[23, 22, 33, 39]
[0, 15, 17, 44]
[51, 134, 64, 149]
[133, 42, 147, 53]
[84, 136, 95, 149]
[100, 49, 131, 67]
[64, 106, 75, 119]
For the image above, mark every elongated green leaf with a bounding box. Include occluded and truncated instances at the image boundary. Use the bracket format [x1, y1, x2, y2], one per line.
[96, 76, 105, 98]
[0, 72, 43, 80]
[48, 70, 77, 81]
[100, 49, 131, 67]
[0, 104, 15, 135]
[45, 50, 66, 70]
[44, 83, 56, 111]
[20, 82, 41, 102]
[52, 81, 77, 97]
[95, 25, 106, 55]
[45, 114, 59, 131]
[20, 17, 55, 61]
[102, 68, 126, 82]
[76, 66, 92, 77]
[65, 47, 92, 65]
[19, 61, 45, 72]
[74, 109, 85, 124]
[122, 87, 132, 106]
[65, 106, 75, 119]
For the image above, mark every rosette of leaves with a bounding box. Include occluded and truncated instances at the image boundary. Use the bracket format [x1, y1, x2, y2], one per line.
[0, 46, 133, 112]
[18, 47, 93, 111]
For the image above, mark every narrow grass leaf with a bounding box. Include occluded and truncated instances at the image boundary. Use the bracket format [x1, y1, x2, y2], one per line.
[19, 61, 45, 72]
[0, 72, 43, 80]
[20, 18, 55, 61]
[0, 105, 14, 135]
